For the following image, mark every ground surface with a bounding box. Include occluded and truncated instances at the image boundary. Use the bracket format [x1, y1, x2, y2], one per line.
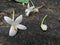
[0, 0, 60, 45]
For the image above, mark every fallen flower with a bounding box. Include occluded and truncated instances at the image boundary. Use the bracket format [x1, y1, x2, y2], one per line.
[25, 3, 35, 16]
[4, 10, 27, 36]
[25, 2, 45, 16]
[41, 15, 48, 31]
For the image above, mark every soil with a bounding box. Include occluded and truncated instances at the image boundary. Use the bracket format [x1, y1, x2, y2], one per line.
[0, 0, 60, 45]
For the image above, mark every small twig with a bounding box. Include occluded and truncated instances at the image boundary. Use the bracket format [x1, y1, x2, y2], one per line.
[37, 2, 45, 9]
[30, 0, 35, 6]
[47, 8, 54, 13]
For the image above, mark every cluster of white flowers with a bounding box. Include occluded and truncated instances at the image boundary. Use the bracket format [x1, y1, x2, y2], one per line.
[4, 2, 47, 37]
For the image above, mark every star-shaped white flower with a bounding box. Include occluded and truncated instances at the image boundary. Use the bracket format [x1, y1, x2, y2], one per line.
[4, 13, 27, 36]
[25, 3, 35, 16]
[25, 2, 45, 16]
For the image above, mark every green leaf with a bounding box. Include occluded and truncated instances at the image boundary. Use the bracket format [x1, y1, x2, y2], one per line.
[15, 0, 29, 3]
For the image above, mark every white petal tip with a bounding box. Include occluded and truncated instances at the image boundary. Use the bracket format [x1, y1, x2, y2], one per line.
[4, 16, 7, 19]
[24, 27, 27, 30]
[20, 15, 23, 17]
[9, 31, 17, 36]
[20, 15, 23, 19]
[21, 26, 27, 30]
[25, 14, 29, 16]
[9, 33, 15, 36]
[25, 12, 30, 16]
[25, 9, 28, 12]
[9, 26, 17, 36]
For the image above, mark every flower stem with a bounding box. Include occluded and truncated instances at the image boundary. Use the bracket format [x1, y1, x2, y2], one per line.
[30, 0, 35, 6]
[37, 2, 45, 9]
[37, 4, 45, 9]
[13, 9, 14, 21]
[41, 15, 48, 25]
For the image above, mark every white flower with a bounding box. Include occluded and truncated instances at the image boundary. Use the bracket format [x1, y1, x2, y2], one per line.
[41, 24, 47, 31]
[4, 15, 27, 36]
[25, 3, 44, 16]
[25, 3, 35, 16]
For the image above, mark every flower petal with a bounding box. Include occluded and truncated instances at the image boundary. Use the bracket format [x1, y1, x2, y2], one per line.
[28, 6, 35, 12]
[25, 9, 28, 12]
[15, 15, 23, 24]
[4, 16, 13, 24]
[25, 6, 35, 13]
[25, 11, 31, 16]
[17, 24, 27, 30]
[9, 25, 17, 36]
[27, 3, 30, 8]
[30, 6, 35, 10]
[41, 24, 47, 31]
